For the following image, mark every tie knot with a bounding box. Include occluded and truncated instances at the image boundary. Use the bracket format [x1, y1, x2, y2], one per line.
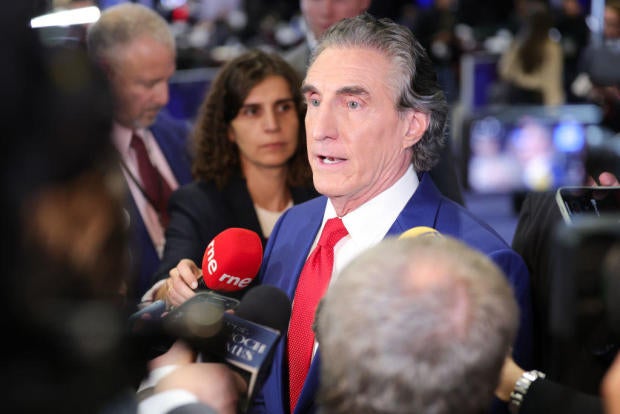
[130, 132, 146, 149]
[318, 218, 348, 249]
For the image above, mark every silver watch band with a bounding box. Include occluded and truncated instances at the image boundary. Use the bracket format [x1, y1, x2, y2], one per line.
[508, 370, 546, 414]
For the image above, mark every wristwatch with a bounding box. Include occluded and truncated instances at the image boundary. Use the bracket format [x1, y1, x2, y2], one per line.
[508, 370, 546, 414]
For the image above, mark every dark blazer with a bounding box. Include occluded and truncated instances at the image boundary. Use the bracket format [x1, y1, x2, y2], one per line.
[151, 174, 319, 287]
[249, 172, 533, 414]
[127, 112, 193, 303]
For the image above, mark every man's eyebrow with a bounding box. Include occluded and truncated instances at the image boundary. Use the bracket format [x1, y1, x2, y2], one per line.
[301, 84, 317, 95]
[300, 84, 369, 97]
[336, 86, 369, 97]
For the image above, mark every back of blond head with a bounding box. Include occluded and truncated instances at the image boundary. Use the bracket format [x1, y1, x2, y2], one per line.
[87, 3, 174, 64]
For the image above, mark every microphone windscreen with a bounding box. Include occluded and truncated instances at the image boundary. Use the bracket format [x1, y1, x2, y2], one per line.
[398, 226, 440, 239]
[235, 285, 291, 334]
[201, 228, 263, 292]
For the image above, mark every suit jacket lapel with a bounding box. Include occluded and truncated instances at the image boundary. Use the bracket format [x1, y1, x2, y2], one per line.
[387, 172, 443, 236]
[149, 114, 192, 185]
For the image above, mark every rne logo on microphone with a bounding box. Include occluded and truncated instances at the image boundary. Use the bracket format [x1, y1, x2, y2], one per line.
[204, 239, 217, 275]
[220, 273, 253, 288]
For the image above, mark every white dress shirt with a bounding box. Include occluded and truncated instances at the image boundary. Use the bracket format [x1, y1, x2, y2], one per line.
[309, 165, 419, 356]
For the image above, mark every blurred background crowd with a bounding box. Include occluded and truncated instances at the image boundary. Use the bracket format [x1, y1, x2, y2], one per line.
[7, 0, 620, 412]
[37, 1, 620, 217]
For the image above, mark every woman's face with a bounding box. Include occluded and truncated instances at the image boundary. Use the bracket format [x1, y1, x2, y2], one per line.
[228, 75, 299, 172]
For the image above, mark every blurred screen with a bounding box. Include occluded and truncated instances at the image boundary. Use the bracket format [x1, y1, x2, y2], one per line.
[462, 106, 604, 193]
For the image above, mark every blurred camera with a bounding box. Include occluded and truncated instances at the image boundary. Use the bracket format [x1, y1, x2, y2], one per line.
[548, 215, 620, 391]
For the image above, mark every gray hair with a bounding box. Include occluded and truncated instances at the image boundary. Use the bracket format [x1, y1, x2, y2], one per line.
[87, 3, 175, 65]
[316, 235, 519, 414]
[310, 13, 448, 172]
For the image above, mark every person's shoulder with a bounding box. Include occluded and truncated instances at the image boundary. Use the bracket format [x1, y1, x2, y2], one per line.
[436, 197, 513, 250]
[281, 195, 326, 221]
[282, 42, 310, 78]
[291, 185, 320, 204]
[151, 111, 191, 136]
[283, 41, 310, 62]
[170, 180, 220, 204]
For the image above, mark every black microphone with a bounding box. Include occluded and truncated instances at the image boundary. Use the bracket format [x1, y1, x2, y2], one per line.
[129, 284, 292, 408]
[128, 291, 233, 360]
[195, 285, 291, 411]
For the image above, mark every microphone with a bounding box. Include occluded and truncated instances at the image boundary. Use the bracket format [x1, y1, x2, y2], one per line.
[156, 285, 290, 410]
[128, 292, 231, 360]
[195, 285, 291, 411]
[398, 226, 441, 239]
[128, 228, 263, 358]
[198, 227, 263, 293]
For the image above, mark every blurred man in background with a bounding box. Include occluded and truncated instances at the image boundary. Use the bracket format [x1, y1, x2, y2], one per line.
[87, 3, 193, 303]
[283, 0, 370, 79]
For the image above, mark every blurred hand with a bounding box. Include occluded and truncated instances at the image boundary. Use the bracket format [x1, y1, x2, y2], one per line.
[148, 339, 196, 371]
[155, 362, 247, 414]
[587, 172, 620, 187]
[602, 352, 620, 414]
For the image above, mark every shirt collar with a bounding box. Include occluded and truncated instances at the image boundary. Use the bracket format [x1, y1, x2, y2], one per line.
[112, 122, 148, 155]
[324, 165, 419, 248]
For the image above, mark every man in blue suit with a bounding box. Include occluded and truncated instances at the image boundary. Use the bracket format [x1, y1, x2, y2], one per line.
[87, 3, 192, 303]
[247, 13, 532, 414]
[162, 13, 532, 414]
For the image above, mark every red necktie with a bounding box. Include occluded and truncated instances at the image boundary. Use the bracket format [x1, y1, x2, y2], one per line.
[288, 217, 348, 412]
[130, 132, 173, 227]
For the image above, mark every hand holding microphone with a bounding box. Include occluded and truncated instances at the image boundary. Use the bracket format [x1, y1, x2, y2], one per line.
[144, 285, 291, 412]
[160, 228, 263, 307]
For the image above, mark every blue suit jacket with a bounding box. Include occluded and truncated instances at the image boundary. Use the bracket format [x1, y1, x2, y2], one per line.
[249, 172, 533, 414]
[126, 112, 193, 303]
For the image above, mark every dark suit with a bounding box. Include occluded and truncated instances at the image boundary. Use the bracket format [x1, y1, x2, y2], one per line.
[249, 172, 533, 414]
[127, 112, 193, 303]
[151, 174, 318, 287]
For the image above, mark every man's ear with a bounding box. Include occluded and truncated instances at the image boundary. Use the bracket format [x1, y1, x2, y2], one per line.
[97, 58, 119, 83]
[402, 109, 430, 149]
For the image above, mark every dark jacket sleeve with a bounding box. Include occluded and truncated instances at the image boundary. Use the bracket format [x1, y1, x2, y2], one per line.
[511, 191, 561, 371]
[151, 183, 226, 284]
[520, 378, 602, 414]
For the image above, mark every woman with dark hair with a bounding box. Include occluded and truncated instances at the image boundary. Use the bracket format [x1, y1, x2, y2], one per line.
[148, 49, 317, 303]
[498, 2, 565, 106]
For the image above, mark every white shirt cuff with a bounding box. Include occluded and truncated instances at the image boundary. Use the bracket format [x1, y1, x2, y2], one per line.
[138, 389, 198, 414]
[138, 365, 180, 394]
[141, 279, 167, 304]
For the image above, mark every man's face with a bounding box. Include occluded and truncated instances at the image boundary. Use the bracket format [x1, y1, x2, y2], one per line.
[107, 36, 175, 129]
[303, 46, 423, 215]
[300, 0, 370, 39]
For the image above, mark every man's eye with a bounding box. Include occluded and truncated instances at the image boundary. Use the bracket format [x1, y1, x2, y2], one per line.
[309, 98, 320, 107]
[347, 101, 360, 109]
